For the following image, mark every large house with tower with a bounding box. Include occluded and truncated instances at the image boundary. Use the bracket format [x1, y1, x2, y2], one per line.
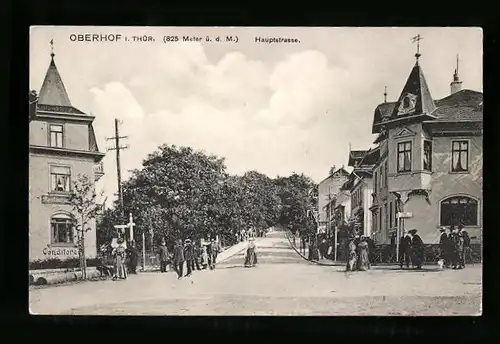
[369, 52, 482, 245]
[29, 47, 105, 262]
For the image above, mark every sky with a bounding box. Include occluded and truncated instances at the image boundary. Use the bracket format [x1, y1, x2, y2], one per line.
[30, 26, 483, 205]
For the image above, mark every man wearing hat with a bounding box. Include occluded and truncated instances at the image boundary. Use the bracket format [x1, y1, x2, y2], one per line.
[409, 229, 424, 269]
[399, 231, 412, 269]
[183, 238, 195, 277]
[439, 227, 451, 269]
[158, 240, 169, 273]
[458, 224, 471, 269]
[172, 239, 185, 279]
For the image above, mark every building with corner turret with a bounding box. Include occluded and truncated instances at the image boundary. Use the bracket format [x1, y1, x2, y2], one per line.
[29, 46, 105, 262]
[369, 53, 482, 245]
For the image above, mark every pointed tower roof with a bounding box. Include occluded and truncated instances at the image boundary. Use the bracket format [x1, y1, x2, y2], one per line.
[38, 52, 72, 107]
[389, 61, 437, 119]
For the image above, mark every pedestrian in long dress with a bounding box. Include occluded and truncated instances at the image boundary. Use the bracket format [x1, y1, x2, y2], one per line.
[450, 226, 464, 269]
[113, 238, 128, 280]
[458, 224, 470, 268]
[172, 239, 185, 279]
[357, 236, 370, 271]
[346, 239, 357, 272]
[201, 244, 209, 269]
[244, 238, 258, 267]
[409, 229, 424, 269]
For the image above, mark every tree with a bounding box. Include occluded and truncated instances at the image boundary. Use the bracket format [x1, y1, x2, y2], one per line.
[68, 173, 101, 280]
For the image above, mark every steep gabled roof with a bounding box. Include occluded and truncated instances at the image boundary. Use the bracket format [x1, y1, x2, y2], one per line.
[348, 150, 368, 167]
[38, 56, 72, 107]
[388, 61, 436, 119]
[357, 147, 380, 166]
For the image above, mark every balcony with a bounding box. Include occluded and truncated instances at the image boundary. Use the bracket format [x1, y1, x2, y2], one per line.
[94, 162, 105, 182]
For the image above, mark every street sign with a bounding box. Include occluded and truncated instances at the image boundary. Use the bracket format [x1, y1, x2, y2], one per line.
[114, 225, 128, 229]
[397, 212, 413, 218]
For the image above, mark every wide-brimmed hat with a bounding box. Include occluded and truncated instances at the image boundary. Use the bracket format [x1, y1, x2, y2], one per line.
[184, 239, 191, 244]
[439, 228, 446, 232]
[408, 229, 417, 234]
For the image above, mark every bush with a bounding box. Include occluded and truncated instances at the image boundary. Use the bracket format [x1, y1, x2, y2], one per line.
[29, 257, 100, 271]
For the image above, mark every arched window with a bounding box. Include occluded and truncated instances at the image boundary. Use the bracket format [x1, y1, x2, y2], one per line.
[440, 196, 478, 227]
[51, 213, 75, 245]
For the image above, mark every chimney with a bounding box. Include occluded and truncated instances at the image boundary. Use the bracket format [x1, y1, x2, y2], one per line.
[450, 54, 462, 95]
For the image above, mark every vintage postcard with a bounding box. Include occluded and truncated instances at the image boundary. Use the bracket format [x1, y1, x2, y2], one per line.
[29, 26, 482, 316]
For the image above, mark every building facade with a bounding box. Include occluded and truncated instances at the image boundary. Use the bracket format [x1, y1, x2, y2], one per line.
[370, 55, 482, 244]
[342, 149, 379, 237]
[29, 51, 105, 262]
[317, 166, 350, 233]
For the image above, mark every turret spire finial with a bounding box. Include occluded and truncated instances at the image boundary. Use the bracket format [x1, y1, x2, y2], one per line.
[49, 39, 55, 59]
[384, 86, 387, 103]
[411, 34, 423, 63]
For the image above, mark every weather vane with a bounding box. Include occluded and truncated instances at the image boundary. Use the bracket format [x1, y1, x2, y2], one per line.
[411, 34, 423, 61]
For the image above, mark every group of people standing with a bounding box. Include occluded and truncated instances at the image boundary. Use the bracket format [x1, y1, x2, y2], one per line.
[398, 229, 425, 269]
[158, 238, 221, 279]
[346, 235, 371, 271]
[439, 224, 471, 269]
[104, 238, 139, 281]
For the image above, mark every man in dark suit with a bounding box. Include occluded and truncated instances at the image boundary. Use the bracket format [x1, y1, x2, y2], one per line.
[409, 229, 424, 269]
[399, 231, 412, 269]
[439, 228, 451, 268]
[158, 240, 169, 273]
[172, 239, 185, 279]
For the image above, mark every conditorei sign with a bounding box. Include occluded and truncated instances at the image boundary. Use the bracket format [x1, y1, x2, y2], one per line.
[43, 245, 79, 256]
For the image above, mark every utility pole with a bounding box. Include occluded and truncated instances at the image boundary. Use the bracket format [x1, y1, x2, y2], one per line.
[106, 118, 129, 220]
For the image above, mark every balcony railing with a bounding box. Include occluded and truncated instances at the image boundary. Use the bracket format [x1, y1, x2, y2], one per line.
[94, 162, 105, 181]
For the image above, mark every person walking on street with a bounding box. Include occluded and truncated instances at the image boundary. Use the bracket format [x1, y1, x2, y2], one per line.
[126, 241, 139, 274]
[183, 239, 195, 277]
[193, 240, 202, 271]
[206, 239, 214, 270]
[438, 228, 451, 268]
[399, 231, 412, 269]
[158, 240, 169, 273]
[172, 239, 185, 279]
[409, 229, 424, 269]
[458, 224, 471, 268]
[112, 238, 128, 280]
[450, 225, 464, 269]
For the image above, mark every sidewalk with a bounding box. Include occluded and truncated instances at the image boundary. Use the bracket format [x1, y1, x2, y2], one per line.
[216, 237, 264, 264]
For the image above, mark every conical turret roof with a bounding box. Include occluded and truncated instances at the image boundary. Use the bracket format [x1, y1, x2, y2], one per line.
[389, 61, 436, 118]
[38, 55, 72, 107]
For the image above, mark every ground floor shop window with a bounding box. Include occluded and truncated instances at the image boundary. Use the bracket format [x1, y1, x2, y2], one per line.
[51, 213, 75, 245]
[440, 195, 478, 226]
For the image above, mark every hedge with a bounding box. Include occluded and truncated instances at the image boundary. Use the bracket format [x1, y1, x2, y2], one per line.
[29, 257, 101, 271]
[367, 243, 482, 264]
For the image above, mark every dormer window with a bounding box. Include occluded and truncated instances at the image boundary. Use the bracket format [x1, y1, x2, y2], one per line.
[403, 96, 410, 108]
[397, 92, 417, 116]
